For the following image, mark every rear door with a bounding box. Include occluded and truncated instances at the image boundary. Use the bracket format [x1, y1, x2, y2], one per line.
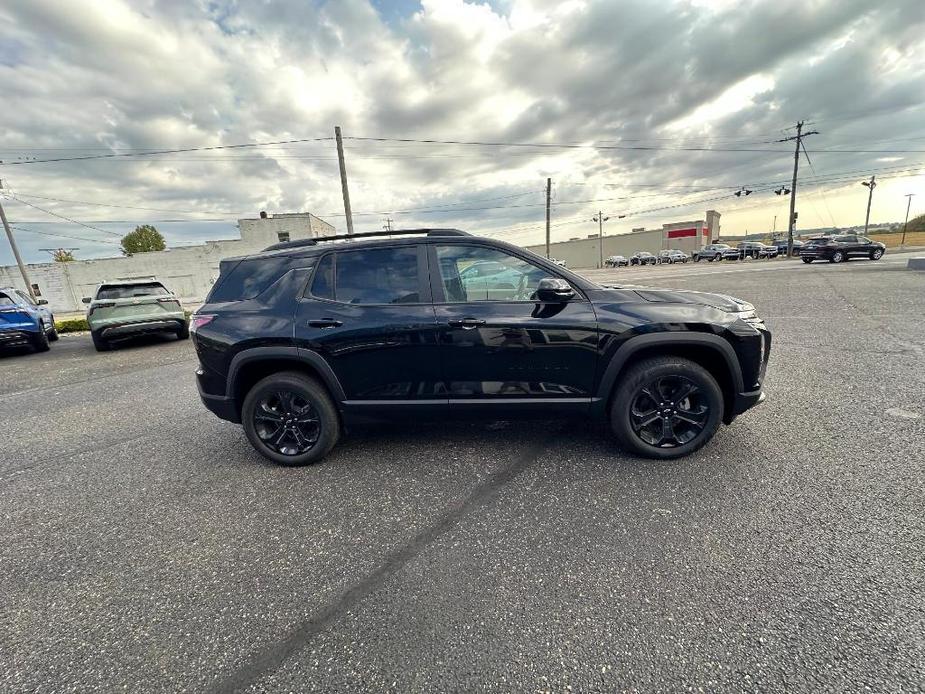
[429, 242, 598, 412]
[293, 245, 443, 405]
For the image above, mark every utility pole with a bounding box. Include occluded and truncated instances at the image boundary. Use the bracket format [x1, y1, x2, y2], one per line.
[382, 217, 393, 232]
[334, 126, 354, 235]
[861, 175, 876, 236]
[902, 193, 915, 246]
[0, 181, 36, 300]
[592, 211, 609, 269]
[777, 121, 819, 256]
[545, 177, 552, 259]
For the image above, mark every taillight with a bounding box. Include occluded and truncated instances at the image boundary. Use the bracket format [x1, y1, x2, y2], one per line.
[190, 314, 215, 333]
[87, 301, 115, 316]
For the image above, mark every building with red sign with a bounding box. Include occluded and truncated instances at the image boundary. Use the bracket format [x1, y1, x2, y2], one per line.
[525, 210, 721, 268]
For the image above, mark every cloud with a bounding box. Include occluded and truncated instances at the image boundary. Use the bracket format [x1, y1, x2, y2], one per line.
[0, 0, 923, 264]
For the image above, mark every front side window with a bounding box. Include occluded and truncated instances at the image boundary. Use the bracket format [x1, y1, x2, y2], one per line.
[310, 254, 334, 300]
[0, 292, 16, 306]
[334, 247, 420, 304]
[837, 236, 857, 244]
[437, 245, 549, 302]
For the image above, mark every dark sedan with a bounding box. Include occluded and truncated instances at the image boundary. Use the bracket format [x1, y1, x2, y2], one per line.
[800, 235, 886, 263]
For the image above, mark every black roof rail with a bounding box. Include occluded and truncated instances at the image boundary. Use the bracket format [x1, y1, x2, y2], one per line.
[262, 228, 470, 252]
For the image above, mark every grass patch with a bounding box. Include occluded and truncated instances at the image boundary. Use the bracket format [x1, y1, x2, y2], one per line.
[55, 318, 90, 333]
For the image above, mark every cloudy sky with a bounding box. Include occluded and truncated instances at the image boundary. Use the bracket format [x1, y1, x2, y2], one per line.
[1, 0, 923, 264]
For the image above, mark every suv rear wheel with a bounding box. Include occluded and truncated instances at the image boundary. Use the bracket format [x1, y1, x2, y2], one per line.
[242, 371, 340, 466]
[31, 324, 50, 353]
[610, 357, 723, 459]
[831, 250, 845, 263]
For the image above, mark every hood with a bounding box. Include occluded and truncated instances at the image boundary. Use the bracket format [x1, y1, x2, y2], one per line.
[597, 284, 754, 313]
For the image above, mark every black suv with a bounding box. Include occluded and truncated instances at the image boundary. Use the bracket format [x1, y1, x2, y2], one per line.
[800, 235, 886, 263]
[192, 229, 770, 465]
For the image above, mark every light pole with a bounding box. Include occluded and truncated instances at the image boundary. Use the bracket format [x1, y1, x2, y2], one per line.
[861, 175, 876, 236]
[592, 211, 609, 269]
[902, 193, 915, 247]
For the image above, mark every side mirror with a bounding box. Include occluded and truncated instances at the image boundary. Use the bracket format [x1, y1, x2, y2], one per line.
[82, 297, 91, 304]
[536, 277, 575, 303]
[36, 298, 49, 305]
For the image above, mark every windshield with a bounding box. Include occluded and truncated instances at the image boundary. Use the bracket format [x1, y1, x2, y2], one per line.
[96, 282, 168, 300]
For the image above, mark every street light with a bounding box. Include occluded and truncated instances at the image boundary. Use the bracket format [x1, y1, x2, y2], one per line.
[592, 212, 610, 269]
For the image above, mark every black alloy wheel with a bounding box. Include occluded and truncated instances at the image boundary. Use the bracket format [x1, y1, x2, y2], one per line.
[629, 375, 709, 448]
[611, 356, 722, 459]
[253, 391, 320, 456]
[242, 371, 340, 465]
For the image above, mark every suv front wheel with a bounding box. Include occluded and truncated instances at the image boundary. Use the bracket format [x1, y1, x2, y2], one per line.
[242, 371, 340, 466]
[610, 357, 723, 459]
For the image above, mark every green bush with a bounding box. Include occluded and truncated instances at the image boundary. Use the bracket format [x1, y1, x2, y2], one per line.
[55, 318, 90, 333]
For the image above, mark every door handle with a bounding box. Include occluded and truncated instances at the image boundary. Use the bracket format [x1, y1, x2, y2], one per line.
[447, 318, 486, 329]
[307, 319, 343, 329]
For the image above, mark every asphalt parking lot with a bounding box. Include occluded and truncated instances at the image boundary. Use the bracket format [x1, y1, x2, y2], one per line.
[2, 253, 924, 692]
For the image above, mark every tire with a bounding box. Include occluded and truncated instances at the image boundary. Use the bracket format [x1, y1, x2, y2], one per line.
[242, 371, 340, 466]
[831, 251, 845, 263]
[176, 322, 190, 340]
[47, 322, 59, 342]
[610, 356, 723, 459]
[91, 331, 110, 352]
[871, 248, 884, 260]
[31, 325, 50, 353]
[802, 257, 813, 263]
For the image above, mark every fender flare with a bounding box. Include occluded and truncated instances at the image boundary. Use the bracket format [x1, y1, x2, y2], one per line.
[226, 346, 347, 402]
[593, 332, 744, 412]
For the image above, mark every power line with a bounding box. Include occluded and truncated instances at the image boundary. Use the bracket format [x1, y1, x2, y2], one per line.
[1, 194, 123, 237]
[0, 136, 333, 166]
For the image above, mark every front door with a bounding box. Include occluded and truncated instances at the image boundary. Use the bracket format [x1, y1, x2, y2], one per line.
[429, 243, 598, 411]
[294, 245, 443, 405]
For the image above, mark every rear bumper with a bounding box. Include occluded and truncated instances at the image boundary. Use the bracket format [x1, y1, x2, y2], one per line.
[0, 328, 38, 345]
[197, 376, 240, 423]
[99, 319, 185, 338]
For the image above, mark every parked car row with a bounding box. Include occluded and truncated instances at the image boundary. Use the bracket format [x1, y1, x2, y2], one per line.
[605, 249, 692, 267]
[1, 279, 189, 355]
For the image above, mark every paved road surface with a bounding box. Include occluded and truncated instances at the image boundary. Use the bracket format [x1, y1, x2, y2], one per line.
[2, 256, 923, 692]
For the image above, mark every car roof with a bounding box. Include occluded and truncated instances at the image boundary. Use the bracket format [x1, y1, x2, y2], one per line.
[97, 278, 164, 286]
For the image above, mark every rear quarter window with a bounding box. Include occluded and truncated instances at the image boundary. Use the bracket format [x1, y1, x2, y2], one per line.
[207, 256, 313, 303]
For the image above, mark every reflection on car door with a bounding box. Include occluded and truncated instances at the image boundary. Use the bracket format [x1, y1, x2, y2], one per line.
[294, 246, 443, 404]
[429, 243, 598, 413]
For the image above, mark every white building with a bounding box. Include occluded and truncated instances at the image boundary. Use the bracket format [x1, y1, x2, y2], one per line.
[525, 210, 721, 268]
[0, 212, 334, 313]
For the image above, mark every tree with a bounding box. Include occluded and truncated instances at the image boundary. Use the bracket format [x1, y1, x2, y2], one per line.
[121, 224, 166, 256]
[907, 213, 925, 234]
[52, 249, 76, 262]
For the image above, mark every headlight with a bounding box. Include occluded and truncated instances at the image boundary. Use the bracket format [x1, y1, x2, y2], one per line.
[729, 309, 766, 335]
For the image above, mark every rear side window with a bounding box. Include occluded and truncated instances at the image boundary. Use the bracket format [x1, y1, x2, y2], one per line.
[96, 282, 168, 300]
[313, 247, 419, 305]
[208, 257, 308, 302]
